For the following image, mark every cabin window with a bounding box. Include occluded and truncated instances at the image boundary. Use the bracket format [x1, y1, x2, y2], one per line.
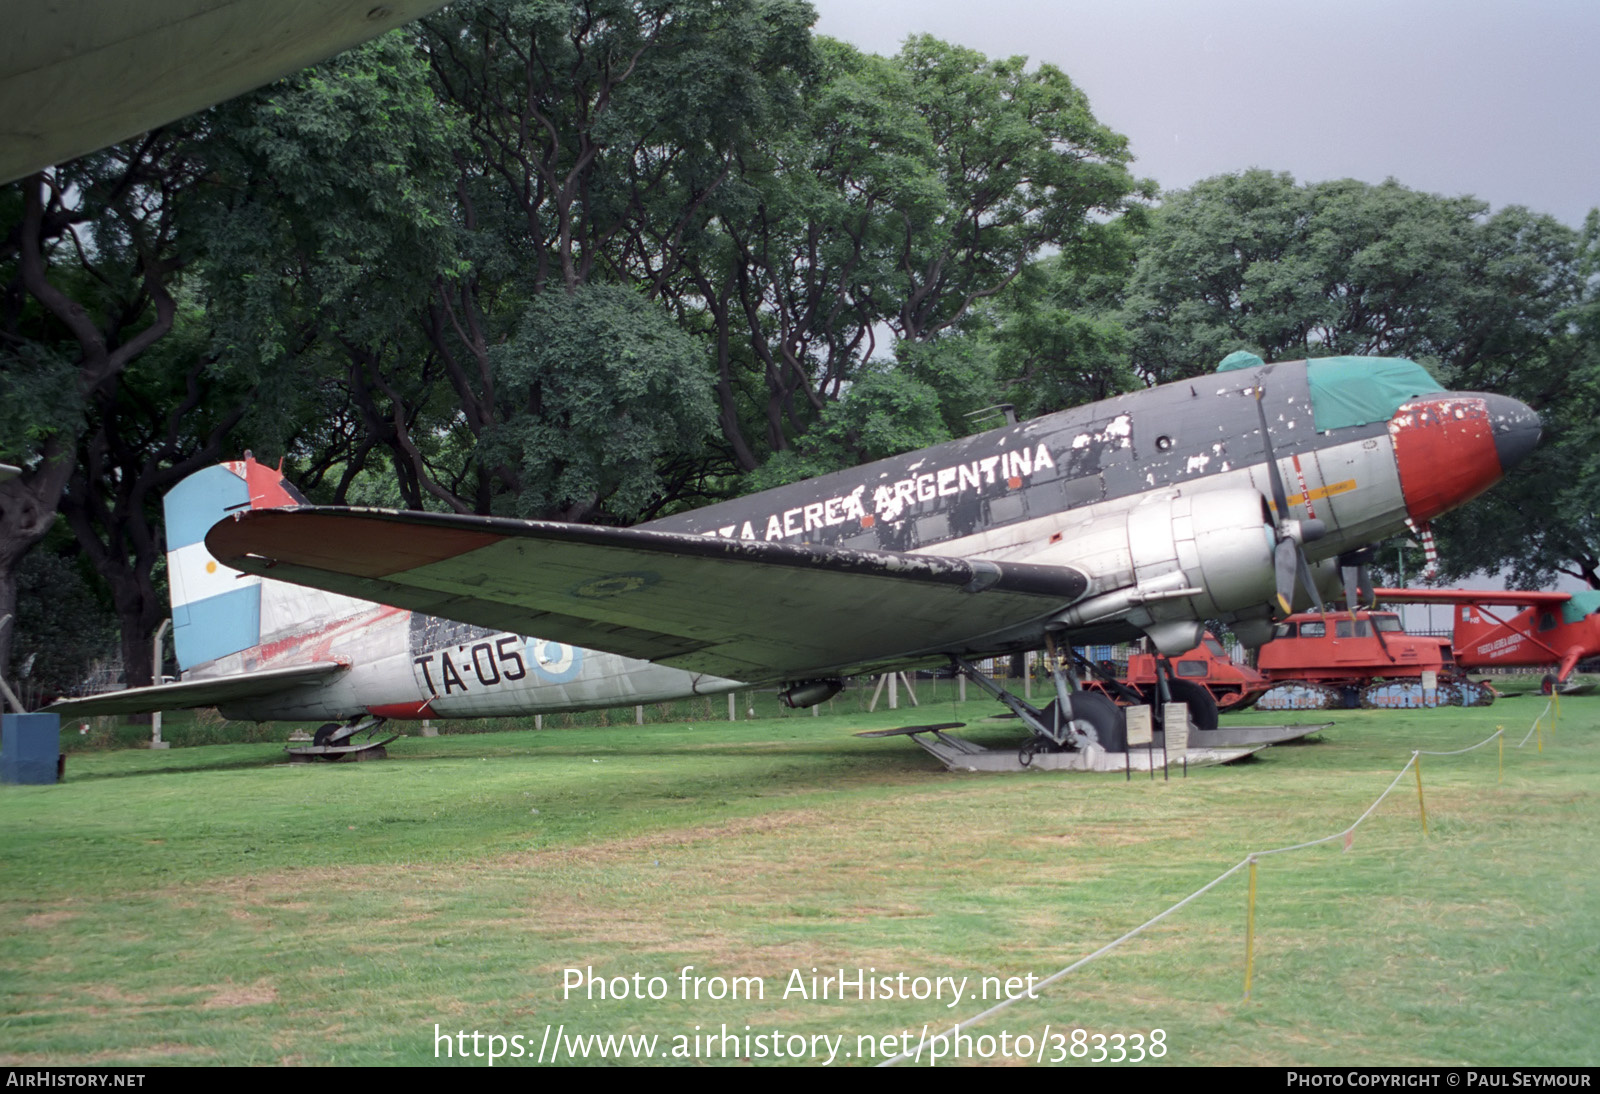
[1539, 612, 1558, 632]
[1060, 474, 1102, 508]
[915, 511, 950, 544]
[1300, 621, 1326, 638]
[984, 494, 1026, 526]
[1177, 660, 1209, 678]
[1203, 637, 1227, 657]
[1273, 623, 1293, 640]
[1374, 615, 1404, 632]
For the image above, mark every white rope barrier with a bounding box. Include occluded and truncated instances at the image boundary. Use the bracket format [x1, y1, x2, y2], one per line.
[1517, 698, 1554, 748]
[878, 720, 1521, 1066]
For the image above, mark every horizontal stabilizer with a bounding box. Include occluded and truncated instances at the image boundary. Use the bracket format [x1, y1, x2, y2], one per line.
[207, 507, 1091, 682]
[48, 662, 346, 717]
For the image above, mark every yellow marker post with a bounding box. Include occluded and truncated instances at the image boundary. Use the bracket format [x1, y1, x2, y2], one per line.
[1413, 753, 1428, 837]
[1244, 856, 1258, 999]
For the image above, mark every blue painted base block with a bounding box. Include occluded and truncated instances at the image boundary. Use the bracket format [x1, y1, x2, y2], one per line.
[1, 713, 62, 784]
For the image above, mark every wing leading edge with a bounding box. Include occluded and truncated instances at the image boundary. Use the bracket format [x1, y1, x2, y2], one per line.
[207, 508, 1091, 681]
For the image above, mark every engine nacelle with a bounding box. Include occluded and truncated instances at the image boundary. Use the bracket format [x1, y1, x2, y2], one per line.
[1040, 488, 1279, 654]
[1126, 489, 1278, 623]
[780, 678, 844, 708]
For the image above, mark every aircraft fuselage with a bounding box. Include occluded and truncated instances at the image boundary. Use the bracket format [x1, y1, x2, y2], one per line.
[175, 356, 1538, 721]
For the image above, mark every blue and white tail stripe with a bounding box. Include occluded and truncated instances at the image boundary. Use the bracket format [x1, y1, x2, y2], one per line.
[165, 463, 262, 670]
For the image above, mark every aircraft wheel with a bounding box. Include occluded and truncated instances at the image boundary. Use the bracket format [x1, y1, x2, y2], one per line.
[1046, 692, 1127, 752]
[1164, 679, 1220, 733]
[1541, 673, 1558, 696]
[312, 722, 341, 747]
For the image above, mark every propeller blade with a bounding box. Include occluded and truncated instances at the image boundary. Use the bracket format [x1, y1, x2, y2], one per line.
[1258, 377, 1327, 618]
[1274, 538, 1299, 616]
[1296, 549, 1326, 616]
[1342, 564, 1362, 615]
[1337, 548, 1379, 611]
[1253, 382, 1291, 526]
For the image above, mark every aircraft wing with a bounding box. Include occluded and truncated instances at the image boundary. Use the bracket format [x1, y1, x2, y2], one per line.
[1372, 587, 1573, 608]
[207, 508, 1091, 681]
[48, 661, 346, 717]
[4, 1, 449, 184]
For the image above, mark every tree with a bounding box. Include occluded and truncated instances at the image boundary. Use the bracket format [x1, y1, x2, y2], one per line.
[1122, 170, 1592, 586]
[0, 131, 201, 679]
[675, 34, 1143, 483]
[9, 527, 118, 704]
[188, 31, 466, 508]
[480, 283, 716, 521]
[57, 329, 256, 692]
[1121, 171, 1583, 385]
[401, 0, 816, 512]
[1432, 208, 1600, 588]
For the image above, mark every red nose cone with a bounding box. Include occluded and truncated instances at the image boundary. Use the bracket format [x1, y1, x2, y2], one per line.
[1388, 397, 1503, 522]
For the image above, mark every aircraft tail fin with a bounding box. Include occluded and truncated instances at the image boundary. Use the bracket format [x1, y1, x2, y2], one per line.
[164, 454, 306, 672]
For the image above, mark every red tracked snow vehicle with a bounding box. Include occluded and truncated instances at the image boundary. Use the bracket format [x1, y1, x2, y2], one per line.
[1253, 609, 1494, 709]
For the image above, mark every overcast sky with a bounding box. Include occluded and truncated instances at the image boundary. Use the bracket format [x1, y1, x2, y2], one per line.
[809, 0, 1598, 228]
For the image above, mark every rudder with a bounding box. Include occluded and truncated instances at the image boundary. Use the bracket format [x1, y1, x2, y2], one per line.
[164, 455, 303, 671]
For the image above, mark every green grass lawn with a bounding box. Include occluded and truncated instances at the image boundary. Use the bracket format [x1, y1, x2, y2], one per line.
[2, 683, 1595, 1066]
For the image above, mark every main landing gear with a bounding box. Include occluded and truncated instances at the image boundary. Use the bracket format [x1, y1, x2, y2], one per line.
[863, 640, 1322, 773]
[289, 716, 398, 762]
[950, 634, 1128, 765]
[949, 641, 1220, 762]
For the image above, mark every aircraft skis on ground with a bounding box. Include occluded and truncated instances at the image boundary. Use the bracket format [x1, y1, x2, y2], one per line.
[53, 352, 1540, 760]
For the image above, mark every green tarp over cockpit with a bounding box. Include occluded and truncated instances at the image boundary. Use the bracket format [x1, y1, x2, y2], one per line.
[1217, 351, 1446, 432]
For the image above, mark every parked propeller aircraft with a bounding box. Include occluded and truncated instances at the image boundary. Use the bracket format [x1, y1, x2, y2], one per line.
[54, 353, 1537, 756]
[1374, 587, 1600, 691]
